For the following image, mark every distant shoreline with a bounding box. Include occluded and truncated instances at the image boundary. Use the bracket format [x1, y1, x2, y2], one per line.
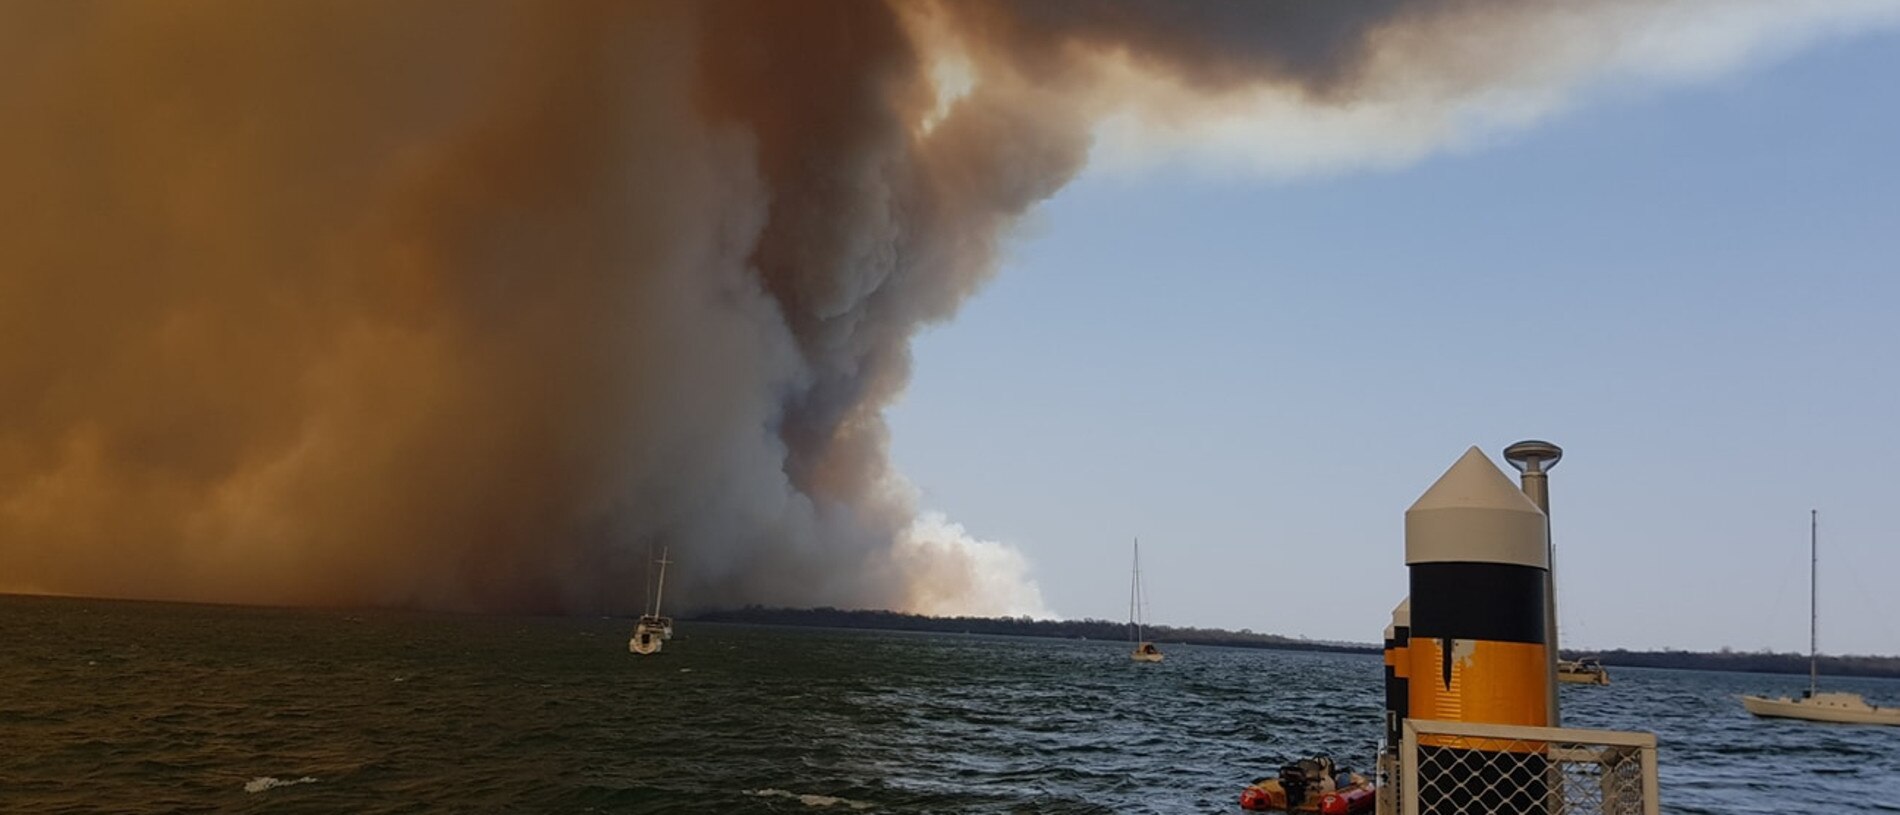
[693, 605, 1379, 655]
[690, 606, 1900, 679]
[7, 593, 1895, 678]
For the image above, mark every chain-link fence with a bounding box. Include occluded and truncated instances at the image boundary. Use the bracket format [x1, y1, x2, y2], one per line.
[1399, 719, 1658, 815]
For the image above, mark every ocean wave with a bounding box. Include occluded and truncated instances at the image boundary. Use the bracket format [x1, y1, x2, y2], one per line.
[244, 776, 319, 793]
[744, 788, 873, 810]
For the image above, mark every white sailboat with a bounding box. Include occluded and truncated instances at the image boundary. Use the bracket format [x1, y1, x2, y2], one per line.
[1557, 657, 1610, 686]
[628, 548, 675, 656]
[1740, 511, 1900, 726]
[1130, 538, 1163, 663]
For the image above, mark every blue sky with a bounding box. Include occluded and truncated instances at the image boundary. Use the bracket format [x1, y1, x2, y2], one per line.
[889, 28, 1900, 655]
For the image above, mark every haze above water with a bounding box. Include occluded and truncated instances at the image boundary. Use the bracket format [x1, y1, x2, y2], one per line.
[6, 596, 1896, 814]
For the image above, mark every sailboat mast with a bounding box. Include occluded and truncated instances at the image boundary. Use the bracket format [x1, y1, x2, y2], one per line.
[1131, 538, 1143, 644]
[1810, 509, 1818, 698]
[654, 547, 672, 617]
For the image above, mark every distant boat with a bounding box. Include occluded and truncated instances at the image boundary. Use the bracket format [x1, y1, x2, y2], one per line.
[629, 548, 675, 656]
[1557, 657, 1610, 685]
[1130, 538, 1162, 663]
[1741, 511, 1900, 726]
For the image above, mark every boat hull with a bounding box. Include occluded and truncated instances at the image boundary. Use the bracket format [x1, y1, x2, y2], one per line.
[1741, 693, 1900, 726]
[1556, 658, 1610, 685]
[1131, 650, 1164, 663]
[629, 624, 664, 655]
[1240, 773, 1376, 813]
[1557, 670, 1609, 686]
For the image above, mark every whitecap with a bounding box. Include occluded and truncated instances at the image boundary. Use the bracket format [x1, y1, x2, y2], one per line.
[244, 776, 319, 794]
[743, 788, 873, 810]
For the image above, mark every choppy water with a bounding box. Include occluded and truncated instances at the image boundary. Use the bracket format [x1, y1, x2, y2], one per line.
[2, 595, 1896, 813]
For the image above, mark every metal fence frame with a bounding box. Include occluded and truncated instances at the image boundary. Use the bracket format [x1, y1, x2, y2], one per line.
[1399, 719, 1659, 815]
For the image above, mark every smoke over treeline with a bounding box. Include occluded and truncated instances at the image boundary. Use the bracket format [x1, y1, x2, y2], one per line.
[1, 1, 1888, 615]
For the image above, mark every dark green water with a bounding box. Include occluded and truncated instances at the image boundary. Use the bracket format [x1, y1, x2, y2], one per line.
[2, 595, 1896, 813]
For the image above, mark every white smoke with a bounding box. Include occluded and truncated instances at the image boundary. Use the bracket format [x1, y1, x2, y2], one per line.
[896, 511, 1054, 619]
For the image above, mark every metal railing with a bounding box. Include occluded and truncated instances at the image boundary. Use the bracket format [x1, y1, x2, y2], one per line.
[1399, 719, 1658, 815]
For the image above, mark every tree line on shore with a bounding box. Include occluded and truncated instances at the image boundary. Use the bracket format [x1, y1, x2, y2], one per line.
[1580, 647, 1900, 679]
[691, 606, 1374, 654]
[690, 606, 1900, 678]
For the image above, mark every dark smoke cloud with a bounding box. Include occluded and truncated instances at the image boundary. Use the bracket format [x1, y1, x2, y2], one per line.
[1, 1, 1879, 614]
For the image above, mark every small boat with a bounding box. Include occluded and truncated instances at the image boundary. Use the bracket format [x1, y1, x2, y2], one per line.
[1558, 656, 1610, 685]
[1743, 691, 1900, 725]
[629, 548, 675, 656]
[1741, 511, 1900, 726]
[1129, 538, 1162, 663]
[1239, 756, 1375, 813]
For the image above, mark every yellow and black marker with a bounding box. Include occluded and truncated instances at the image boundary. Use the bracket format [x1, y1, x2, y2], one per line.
[1405, 447, 1551, 814]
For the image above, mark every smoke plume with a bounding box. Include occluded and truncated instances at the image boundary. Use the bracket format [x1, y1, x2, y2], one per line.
[1, 1, 1890, 615]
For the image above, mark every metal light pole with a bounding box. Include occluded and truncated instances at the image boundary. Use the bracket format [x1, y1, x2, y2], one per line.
[1504, 439, 1563, 726]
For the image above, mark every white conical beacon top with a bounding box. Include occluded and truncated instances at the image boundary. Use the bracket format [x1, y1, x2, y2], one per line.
[1405, 446, 1548, 569]
[1384, 597, 1411, 641]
